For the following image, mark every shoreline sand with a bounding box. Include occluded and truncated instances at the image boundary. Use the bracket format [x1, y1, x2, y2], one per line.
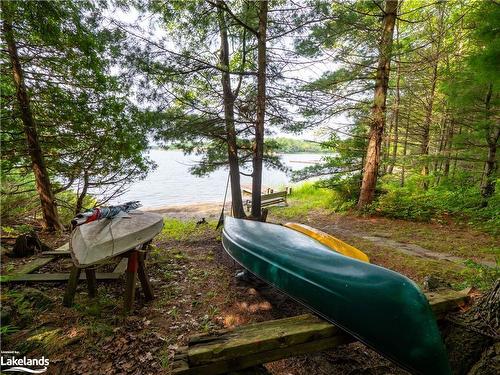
[142, 201, 232, 220]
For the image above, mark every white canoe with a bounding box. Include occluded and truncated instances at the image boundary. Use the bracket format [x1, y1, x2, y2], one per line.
[70, 211, 164, 267]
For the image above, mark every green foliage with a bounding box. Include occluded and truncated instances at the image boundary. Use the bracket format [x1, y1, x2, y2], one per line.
[271, 182, 336, 219]
[369, 177, 500, 235]
[1, 173, 96, 225]
[269, 137, 323, 153]
[456, 260, 500, 291]
[0, 325, 19, 336]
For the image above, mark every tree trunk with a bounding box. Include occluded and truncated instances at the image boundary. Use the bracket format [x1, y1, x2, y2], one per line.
[383, 114, 393, 174]
[217, 2, 246, 218]
[400, 102, 411, 187]
[421, 61, 438, 189]
[357, 0, 398, 208]
[387, 19, 400, 175]
[250, 0, 268, 220]
[480, 83, 499, 204]
[442, 118, 455, 179]
[421, 4, 444, 190]
[434, 115, 448, 185]
[75, 170, 90, 214]
[2, 2, 62, 231]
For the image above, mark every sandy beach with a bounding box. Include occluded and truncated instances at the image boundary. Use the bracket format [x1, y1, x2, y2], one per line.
[143, 201, 232, 220]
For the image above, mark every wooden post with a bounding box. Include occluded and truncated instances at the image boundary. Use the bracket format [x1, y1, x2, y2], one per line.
[123, 250, 139, 314]
[85, 268, 97, 298]
[260, 208, 269, 223]
[63, 266, 81, 307]
[137, 251, 154, 301]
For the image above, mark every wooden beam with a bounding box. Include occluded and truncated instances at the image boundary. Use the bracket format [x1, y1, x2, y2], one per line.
[172, 288, 471, 375]
[113, 258, 128, 274]
[9, 256, 54, 275]
[63, 266, 82, 307]
[425, 287, 471, 319]
[1, 272, 121, 283]
[40, 243, 70, 256]
[55, 243, 69, 252]
[41, 251, 70, 257]
[123, 250, 139, 314]
[189, 314, 351, 367]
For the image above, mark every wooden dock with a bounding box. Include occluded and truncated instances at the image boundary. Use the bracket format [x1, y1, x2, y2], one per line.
[172, 288, 470, 375]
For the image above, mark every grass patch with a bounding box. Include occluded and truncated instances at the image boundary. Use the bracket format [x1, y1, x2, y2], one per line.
[160, 218, 216, 241]
[271, 182, 336, 219]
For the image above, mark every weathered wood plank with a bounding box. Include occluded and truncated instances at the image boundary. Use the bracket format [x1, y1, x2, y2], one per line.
[261, 191, 287, 200]
[188, 314, 346, 366]
[41, 251, 71, 257]
[55, 242, 70, 252]
[174, 335, 353, 375]
[63, 266, 82, 307]
[112, 257, 128, 274]
[425, 288, 471, 319]
[1, 272, 121, 283]
[10, 256, 54, 275]
[172, 288, 471, 375]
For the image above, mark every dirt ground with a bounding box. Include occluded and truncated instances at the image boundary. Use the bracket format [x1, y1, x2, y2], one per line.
[1, 207, 498, 374]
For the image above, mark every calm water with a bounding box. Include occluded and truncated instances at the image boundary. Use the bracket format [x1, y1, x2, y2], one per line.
[106, 150, 324, 208]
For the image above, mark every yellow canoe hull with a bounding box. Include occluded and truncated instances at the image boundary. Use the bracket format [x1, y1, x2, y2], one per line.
[284, 222, 370, 263]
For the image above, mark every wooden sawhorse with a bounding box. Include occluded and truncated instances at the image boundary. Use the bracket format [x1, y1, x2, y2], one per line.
[63, 241, 154, 314]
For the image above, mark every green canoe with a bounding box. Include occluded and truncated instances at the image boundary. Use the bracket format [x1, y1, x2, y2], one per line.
[222, 216, 451, 375]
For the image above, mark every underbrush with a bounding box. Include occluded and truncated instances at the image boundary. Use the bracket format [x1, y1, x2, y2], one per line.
[273, 178, 499, 237]
[368, 176, 500, 235]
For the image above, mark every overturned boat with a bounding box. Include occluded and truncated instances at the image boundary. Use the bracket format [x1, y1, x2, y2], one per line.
[222, 216, 451, 375]
[70, 211, 163, 267]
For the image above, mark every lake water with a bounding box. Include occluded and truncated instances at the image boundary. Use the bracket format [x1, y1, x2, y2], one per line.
[106, 150, 325, 208]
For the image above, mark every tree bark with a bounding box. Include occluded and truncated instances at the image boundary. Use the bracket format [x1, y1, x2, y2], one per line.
[250, 0, 268, 220]
[75, 170, 89, 214]
[2, 2, 62, 231]
[357, 0, 398, 208]
[434, 115, 448, 185]
[400, 114, 410, 187]
[480, 83, 499, 204]
[383, 114, 393, 174]
[387, 18, 400, 175]
[442, 118, 455, 179]
[387, 70, 400, 174]
[421, 4, 444, 190]
[421, 61, 438, 189]
[217, 2, 246, 218]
